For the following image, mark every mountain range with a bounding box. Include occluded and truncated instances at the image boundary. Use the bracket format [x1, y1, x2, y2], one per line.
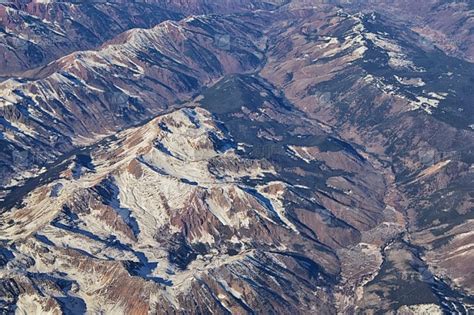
[0, 0, 473, 314]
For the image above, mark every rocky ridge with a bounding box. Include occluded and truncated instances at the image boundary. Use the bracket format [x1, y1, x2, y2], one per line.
[0, 1, 473, 314]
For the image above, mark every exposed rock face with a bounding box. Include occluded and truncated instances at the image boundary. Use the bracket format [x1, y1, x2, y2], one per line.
[0, 104, 345, 313]
[0, 1, 473, 314]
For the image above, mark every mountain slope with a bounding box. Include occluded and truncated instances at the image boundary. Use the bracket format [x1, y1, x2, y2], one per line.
[0, 2, 473, 314]
[259, 7, 474, 311]
[0, 13, 267, 194]
[0, 0, 287, 77]
[0, 1, 181, 77]
[1, 84, 375, 313]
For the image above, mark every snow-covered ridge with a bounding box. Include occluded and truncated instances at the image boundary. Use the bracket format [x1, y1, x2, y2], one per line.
[345, 14, 451, 114]
[0, 12, 266, 189]
[0, 104, 329, 312]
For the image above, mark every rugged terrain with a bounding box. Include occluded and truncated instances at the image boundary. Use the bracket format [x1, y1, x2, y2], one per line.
[0, 0, 473, 314]
[334, 0, 474, 63]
